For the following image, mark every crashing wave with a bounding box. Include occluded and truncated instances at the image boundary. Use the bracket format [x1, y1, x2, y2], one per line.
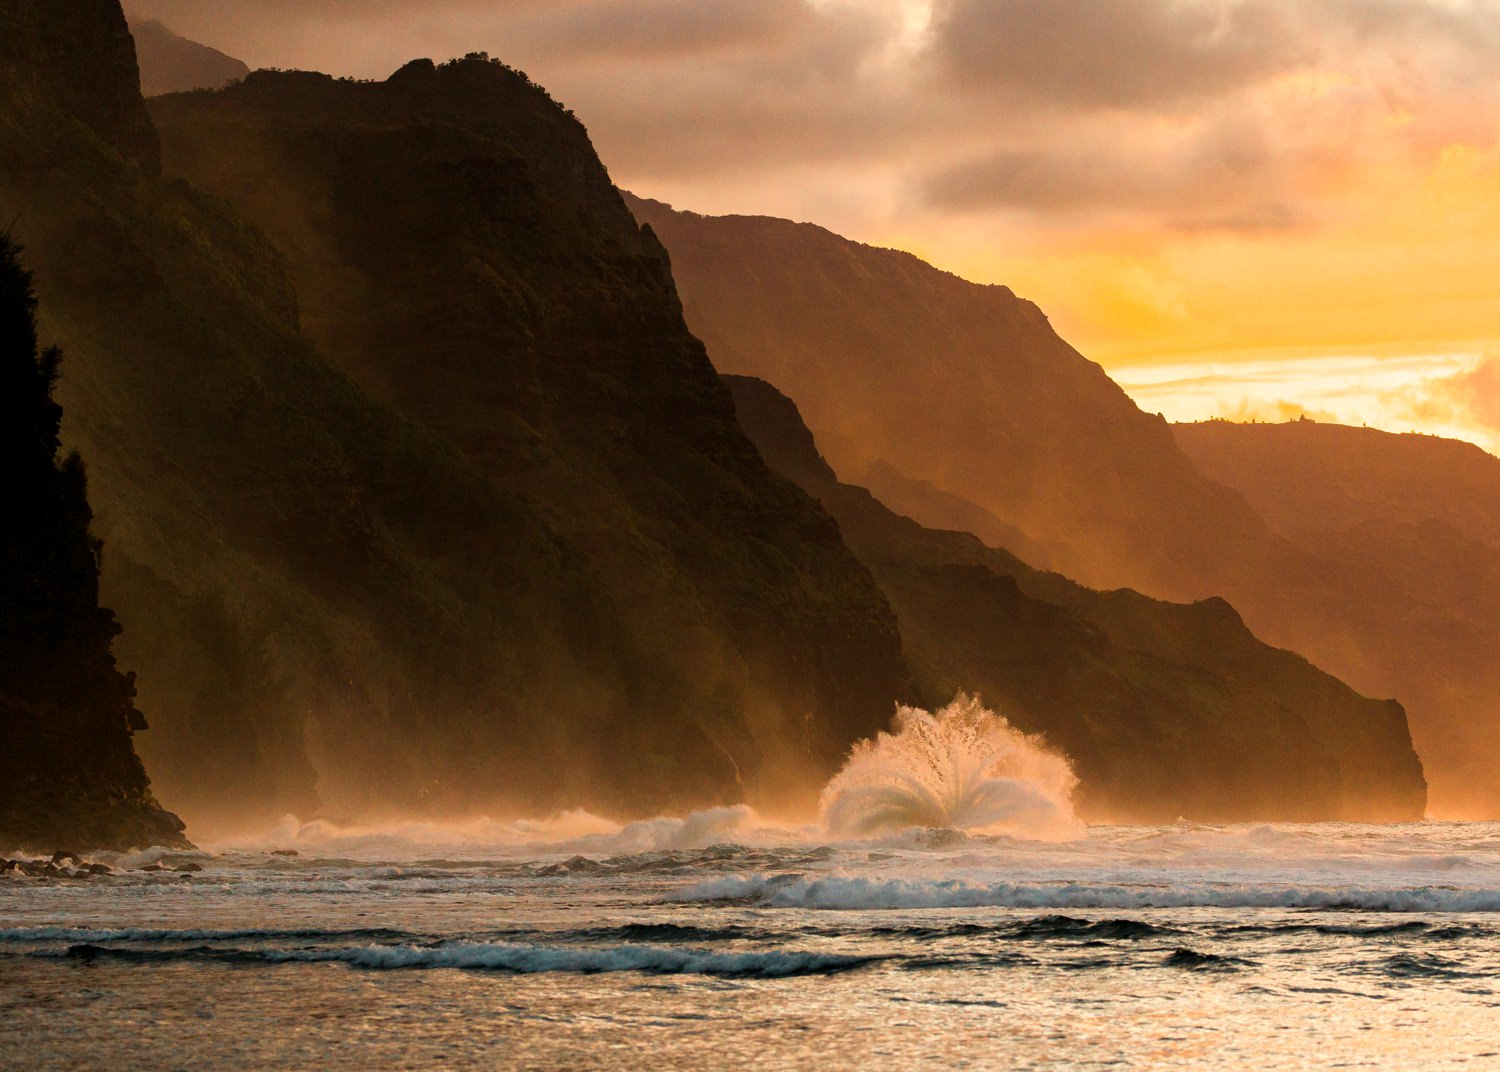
[819, 694, 1081, 839]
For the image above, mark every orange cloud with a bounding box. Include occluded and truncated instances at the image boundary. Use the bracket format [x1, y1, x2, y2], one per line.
[1395, 355, 1500, 446]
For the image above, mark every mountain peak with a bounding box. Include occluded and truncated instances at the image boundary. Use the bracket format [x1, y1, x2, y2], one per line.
[127, 16, 249, 96]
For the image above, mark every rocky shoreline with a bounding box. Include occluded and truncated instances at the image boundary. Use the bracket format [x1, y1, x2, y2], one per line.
[1, 850, 202, 879]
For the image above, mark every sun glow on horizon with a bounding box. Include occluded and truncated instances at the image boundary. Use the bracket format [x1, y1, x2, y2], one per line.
[869, 136, 1500, 456]
[1113, 350, 1500, 456]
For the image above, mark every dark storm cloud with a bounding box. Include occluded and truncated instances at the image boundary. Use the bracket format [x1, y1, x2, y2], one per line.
[923, 117, 1277, 211]
[122, 0, 1500, 236]
[912, 0, 1500, 229]
[925, 0, 1500, 112]
[926, 0, 1307, 110]
[500, 0, 810, 61]
[917, 109, 1320, 230]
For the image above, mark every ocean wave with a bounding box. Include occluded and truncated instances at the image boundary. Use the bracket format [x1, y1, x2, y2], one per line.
[671, 874, 1500, 912]
[1221, 920, 1495, 939]
[52, 941, 878, 978]
[571, 923, 765, 944]
[204, 807, 816, 861]
[1006, 915, 1184, 941]
[1162, 948, 1254, 972]
[1372, 952, 1489, 981]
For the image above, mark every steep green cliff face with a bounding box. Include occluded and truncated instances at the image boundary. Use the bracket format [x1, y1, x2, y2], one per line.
[1178, 420, 1500, 817]
[2, 2, 908, 827]
[146, 60, 910, 815]
[0, 236, 188, 851]
[726, 376, 1427, 822]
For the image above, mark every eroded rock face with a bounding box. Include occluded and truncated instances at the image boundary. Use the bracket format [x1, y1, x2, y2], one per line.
[725, 375, 1427, 822]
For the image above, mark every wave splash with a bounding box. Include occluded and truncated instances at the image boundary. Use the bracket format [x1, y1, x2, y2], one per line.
[819, 695, 1081, 839]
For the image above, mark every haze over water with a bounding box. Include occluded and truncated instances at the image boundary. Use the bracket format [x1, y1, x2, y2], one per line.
[5, 820, 1500, 1069]
[5, 704, 1499, 1069]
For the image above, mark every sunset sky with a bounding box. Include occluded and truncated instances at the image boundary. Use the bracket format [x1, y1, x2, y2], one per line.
[126, 0, 1500, 452]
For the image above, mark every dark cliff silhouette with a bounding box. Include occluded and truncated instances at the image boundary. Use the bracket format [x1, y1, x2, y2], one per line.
[0, 235, 187, 850]
[145, 57, 911, 818]
[3, 0, 908, 828]
[1178, 419, 1500, 817]
[727, 375, 1426, 821]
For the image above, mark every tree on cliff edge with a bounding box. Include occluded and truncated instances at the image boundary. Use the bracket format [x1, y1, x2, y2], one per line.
[0, 233, 185, 850]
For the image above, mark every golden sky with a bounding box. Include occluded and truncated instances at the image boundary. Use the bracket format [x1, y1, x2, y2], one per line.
[127, 0, 1500, 453]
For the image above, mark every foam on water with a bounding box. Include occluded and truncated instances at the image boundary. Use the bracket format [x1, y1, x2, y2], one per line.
[7, 820, 1500, 1069]
[204, 805, 806, 862]
[672, 873, 1500, 912]
[42, 941, 876, 977]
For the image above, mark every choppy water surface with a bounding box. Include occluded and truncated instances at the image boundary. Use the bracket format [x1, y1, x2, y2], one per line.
[3, 817, 1500, 1069]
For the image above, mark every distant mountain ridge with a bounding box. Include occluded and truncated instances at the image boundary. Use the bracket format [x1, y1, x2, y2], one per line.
[629, 193, 1489, 815]
[1177, 419, 1500, 816]
[727, 375, 1425, 821]
[624, 192, 1286, 598]
[127, 17, 249, 97]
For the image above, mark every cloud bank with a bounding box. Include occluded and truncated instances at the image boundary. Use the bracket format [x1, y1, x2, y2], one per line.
[122, 1, 1500, 233]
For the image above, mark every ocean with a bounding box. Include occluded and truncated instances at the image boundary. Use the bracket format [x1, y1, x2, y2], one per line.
[2, 815, 1498, 1069]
